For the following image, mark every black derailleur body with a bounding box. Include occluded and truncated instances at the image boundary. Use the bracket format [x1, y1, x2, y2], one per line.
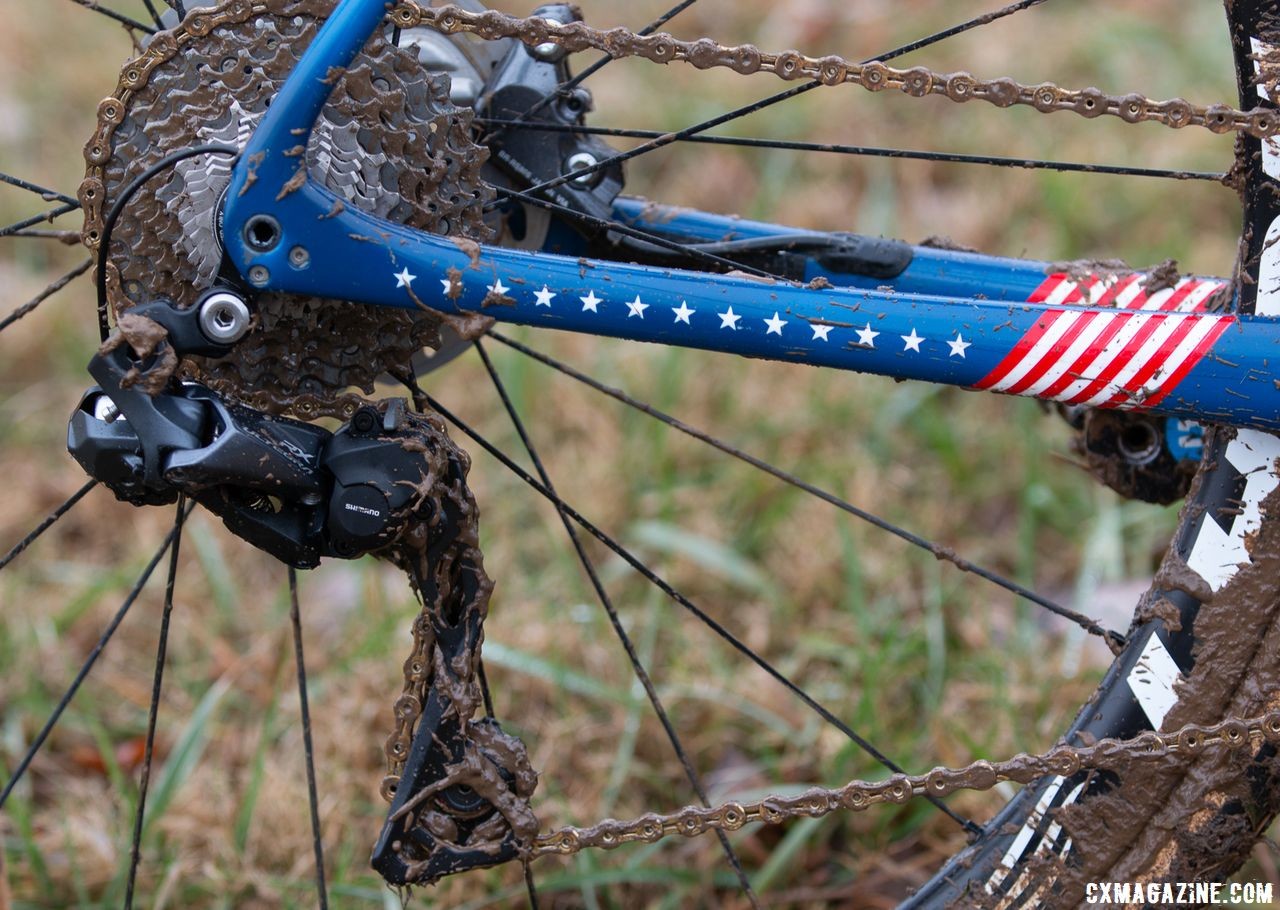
[67, 294, 429, 567]
[481, 3, 624, 229]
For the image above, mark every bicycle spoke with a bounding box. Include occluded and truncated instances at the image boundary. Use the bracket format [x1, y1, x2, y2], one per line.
[0, 501, 194, 810]
[476, 119, 1226, 182]
[0, 172, 79, 207]
[490, 0, 1056, 208]
[0, 480, 98, 572]
[422, 393, 981, 836]
[488, 331, 1124, 649]
[123, 497, 186, 910]
[0, 203, 81, 240]
[875, 0, 1047, 63]
[65, 0, 156, 34]
[0, 259, 93, 334]
[288, 568, 329, 910]
[470, 341, 762, 906]
[140, 0, 165, 29]
[523, 861, 541, 910]
[7, 229, 83, 243]
[485, 0, 702, 141]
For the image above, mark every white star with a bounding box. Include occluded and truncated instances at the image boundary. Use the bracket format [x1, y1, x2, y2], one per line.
[901, 328, 924, 352]
[626, 296, 649, 318]
[487, 277, 510, 297]
[394, 267, 417, 289]
[764, 312, 787, 336]
[672, 301, 695, 324]
[534, 286, 556, 307]
[811, 323, 833, 342]
[441, 277, 457, 295]
[947, 333, 971, 358]
[718, 307, 741, 330]
[855, 323, 880, 348]
[580, 290, 603, 312]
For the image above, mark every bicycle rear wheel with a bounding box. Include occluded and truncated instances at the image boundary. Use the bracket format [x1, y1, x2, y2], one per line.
[1, 1, 1278, 907]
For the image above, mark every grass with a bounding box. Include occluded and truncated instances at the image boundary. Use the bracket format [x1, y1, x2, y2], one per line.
[0, 0, 1270, 907]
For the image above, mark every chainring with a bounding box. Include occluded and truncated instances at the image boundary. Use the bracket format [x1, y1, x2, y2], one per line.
[80, 0, 494, 420]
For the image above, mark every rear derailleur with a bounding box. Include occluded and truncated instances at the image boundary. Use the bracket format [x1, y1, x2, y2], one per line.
[66, 292, 536, 885]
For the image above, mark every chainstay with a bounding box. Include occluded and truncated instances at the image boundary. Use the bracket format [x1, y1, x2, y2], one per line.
[392, 2, 1280, 138]
[529, 711, 1280, 857]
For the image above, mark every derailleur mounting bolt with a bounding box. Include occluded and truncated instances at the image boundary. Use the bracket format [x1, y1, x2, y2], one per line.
[198, 291, 252, 344]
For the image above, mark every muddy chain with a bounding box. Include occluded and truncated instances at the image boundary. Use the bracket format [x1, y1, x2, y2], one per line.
[89, 0, 1280, 867]
[393, 2, 1280, 138]
[530, 711, 1280, 857]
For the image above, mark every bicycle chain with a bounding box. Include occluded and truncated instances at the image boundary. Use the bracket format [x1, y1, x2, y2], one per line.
[85, 0, 1280, 869]
[530, 711, 1280, 857]
[391, 2, 1280, 138]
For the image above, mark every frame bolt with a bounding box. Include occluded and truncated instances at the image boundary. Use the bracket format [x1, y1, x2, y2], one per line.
[248, 265, 270, 288]
[289, 245, 311, 269]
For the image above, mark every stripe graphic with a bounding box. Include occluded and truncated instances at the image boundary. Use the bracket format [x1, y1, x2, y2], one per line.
[975, 272, 1232, 410]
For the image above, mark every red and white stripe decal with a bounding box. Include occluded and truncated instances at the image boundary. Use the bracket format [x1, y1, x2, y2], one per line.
[975, 273, 1233, 410]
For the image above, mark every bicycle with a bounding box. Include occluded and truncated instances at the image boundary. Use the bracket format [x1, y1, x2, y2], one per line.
[3, 0, 1280, 906]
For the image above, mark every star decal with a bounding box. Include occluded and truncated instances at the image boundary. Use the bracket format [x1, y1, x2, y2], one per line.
[487, 277, 510, 296]
[672, 301, 695, 324]
[580, 290, 602, 312]
[626, 296, 649, 318]
[901, 328, 924, 352]
[764, 312, 787, 336]
[440, 277, 456, 295]
[947, 333, 971, 358]
[534, 286, 556, 307]
[855, 323, 880, 348]
[718, 307, 741, 330]
[811, 323, 833, 342]
[394, 268, 417, 289]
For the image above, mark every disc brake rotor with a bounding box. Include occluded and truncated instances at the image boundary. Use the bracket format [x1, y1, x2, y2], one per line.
[80, 0, 494, 420]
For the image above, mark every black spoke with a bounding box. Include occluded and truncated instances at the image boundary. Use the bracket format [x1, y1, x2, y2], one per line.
[476, 119, 1226, 182]
[0, 481, 97, 572]
[8, 229, 83, 243]
[0, 259, 93, 334]
[496, 185, 777, 279]
[470, 342, 762, 906]
[0, 172, 79, 207]
[0, 203, 81, 240]
[488, 331, 1123, 649]
[123, 497, 186, 910]
[140, 0, 165, 29]
[65, 0, 156, 33]
[873, 0, 1048, 63]
[289, 568, 330, 910]
[485, 0, 701, 142]
[0, 501, 194, 811]
[476, 657, 497, 719]
[523, 861, 541, 910]
[421, 392, 981, 836]
[485, 81, 821, 212]
[491, 0, 1054, 210]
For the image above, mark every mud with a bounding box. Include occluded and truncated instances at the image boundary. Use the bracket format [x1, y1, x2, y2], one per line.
[98, 312, 177, 396]
[1052, 427, 1280, 899]
[374, 406, 537, 880]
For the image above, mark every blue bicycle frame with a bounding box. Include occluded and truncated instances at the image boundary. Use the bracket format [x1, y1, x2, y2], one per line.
[221, 0, 1280, 431]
